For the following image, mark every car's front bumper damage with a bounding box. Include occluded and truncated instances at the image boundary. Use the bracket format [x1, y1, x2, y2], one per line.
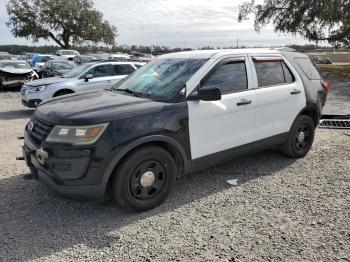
[22, 131, 106, 202]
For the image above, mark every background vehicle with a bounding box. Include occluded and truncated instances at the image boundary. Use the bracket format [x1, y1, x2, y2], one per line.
[0, 60, 38, 89]
[72, 55, 99, 65]
[21, 61, 140, 107]
[25, 53, 36, 64]
[55, 49, 80, 60]
[31, 54, 53, 78]
[0, 53, 15, 60]
[110, 53, 131, 61]
[42, 59, 76, 78]
[21, 49, 329, 211]
[130, 51, 154, 62]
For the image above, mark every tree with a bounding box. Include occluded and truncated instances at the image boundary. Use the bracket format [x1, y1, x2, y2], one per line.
[7, 0, 117, 48]
[238, 0, 350, 46]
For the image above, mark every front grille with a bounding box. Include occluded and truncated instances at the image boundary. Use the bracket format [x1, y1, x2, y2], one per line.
[28, 117, 54, 145]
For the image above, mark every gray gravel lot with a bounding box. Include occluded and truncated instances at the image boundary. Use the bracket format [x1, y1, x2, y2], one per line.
[0, 75, 349, 261]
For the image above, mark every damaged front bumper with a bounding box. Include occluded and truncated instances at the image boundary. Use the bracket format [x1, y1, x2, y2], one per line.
[21, 131, 107, 202]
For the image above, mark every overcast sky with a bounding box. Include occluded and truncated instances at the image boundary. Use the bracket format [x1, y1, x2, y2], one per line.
[0, 0, 313, 47]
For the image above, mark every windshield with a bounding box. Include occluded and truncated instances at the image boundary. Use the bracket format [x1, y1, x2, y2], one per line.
[0, 61, 31, 69]
[62, 63, 91, 78]
[114, 58, 207, 101]
[52, 61, 74, 70]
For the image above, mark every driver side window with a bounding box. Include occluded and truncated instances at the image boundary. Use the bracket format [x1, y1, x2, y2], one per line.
[86, 65, 111, 78]
[201, 61, 248, 94]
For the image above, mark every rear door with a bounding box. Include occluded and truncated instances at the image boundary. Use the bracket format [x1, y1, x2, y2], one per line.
[188, 57, 256, 159]
[250, 56, 306, 139]
[111, 64, 136, 84]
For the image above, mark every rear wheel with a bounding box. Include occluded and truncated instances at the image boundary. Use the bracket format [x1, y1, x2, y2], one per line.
[111, 146, 176, 211]
[280, 115, 315, 158]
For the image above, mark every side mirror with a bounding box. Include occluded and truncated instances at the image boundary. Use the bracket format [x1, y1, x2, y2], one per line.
[188, 87, 221, 101]
[84, 74, 94, 82]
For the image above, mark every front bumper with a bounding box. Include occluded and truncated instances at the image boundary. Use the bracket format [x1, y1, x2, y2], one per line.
[22, 131, 107, 202]
[21, 99, 42, 108]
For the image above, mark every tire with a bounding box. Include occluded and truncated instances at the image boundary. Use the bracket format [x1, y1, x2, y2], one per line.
[111, 146, 176, 211]
[29, 166, 37, 175]
[280, 115, 315, 158]
[53, 90, 74, 97]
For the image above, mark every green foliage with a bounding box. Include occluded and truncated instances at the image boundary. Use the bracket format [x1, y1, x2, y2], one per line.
[238, 0, 350, 46]
[7, 0, 117, 48]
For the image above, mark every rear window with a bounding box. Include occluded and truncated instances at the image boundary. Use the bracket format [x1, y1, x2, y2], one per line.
[254, 60, 294, 87]
[294, 57, 321, 80]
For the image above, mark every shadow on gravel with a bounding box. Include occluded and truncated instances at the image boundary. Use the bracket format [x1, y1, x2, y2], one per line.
[0, 109, 34, 120]
[0, 150, 296, 260]
[0, 86, 21, 92]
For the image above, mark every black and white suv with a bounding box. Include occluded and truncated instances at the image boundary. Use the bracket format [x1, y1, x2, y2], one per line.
[21, 49, 329, 211]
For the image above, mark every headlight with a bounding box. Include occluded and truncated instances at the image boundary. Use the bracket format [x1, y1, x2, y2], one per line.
[46, 123, 109, 145]
[27, 85, 47, 93]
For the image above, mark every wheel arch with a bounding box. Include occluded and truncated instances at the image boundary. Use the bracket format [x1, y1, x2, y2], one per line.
[102, 135, 189, 186]
[53, 88, 75, 97]
[298, 104, 320, 127]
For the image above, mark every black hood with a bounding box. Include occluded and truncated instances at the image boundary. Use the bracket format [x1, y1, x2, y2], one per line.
[35, 91, 166, 125]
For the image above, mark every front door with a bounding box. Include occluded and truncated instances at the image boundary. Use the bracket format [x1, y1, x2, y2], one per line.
[188, 57, 256, 159]
[78, 64, 114, 91]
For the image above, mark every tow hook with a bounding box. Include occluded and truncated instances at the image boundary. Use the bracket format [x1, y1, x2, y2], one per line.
[36, 148, 48, 165]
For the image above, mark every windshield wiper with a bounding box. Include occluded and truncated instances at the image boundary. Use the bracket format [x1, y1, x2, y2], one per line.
[115, 88, 148, 98]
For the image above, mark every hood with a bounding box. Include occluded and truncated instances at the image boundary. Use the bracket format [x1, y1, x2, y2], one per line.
[0, 68, 33, 74]
[35, 90, 166, 125]
[25, 77, 68, 87]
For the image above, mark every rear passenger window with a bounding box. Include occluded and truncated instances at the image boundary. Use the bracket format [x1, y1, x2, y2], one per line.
[201, 61, 248, 94]
[294, 58, 321, 80]
[254, 60, 295, 87]
[113, 64, 135, 75]
[282, 62, 294, 83]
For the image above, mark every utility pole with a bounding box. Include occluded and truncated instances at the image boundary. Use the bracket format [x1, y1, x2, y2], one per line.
[236, 38, 239, 48]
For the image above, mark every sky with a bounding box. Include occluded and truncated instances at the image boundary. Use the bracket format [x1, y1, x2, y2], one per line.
[0, 0, 314, 48]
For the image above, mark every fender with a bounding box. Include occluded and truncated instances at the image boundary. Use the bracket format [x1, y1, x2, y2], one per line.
[101, 135, 189, 185]
[296, 103, 321, 127]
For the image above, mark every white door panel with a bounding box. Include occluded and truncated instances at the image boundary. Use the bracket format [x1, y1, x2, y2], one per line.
[77, 76, 114, 91]
[254, 83, 303, 139]
[188, 90, 256, 159]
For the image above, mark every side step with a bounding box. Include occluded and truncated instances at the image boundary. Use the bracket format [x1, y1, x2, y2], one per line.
[319, 114, 350, 129]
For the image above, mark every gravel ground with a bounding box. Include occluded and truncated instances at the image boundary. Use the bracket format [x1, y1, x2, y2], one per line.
[0, 75, 349, 261]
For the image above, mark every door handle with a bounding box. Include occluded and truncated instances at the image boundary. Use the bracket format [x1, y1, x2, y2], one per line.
[237, 99, 252, 106]
[106, 80, 112, 83]
[291, 89, 301, 95]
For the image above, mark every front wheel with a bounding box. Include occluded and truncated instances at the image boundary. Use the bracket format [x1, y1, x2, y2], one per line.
[111, 146, 176, 211]
[279, 115, 315, 158]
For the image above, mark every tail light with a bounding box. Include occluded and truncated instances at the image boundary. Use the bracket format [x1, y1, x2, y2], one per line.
[322, 80, 331, 94]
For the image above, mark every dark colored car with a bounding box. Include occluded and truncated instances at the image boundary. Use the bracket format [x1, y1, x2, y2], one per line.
[42, 60, 76, 78]
[21, 49, 329, 211]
